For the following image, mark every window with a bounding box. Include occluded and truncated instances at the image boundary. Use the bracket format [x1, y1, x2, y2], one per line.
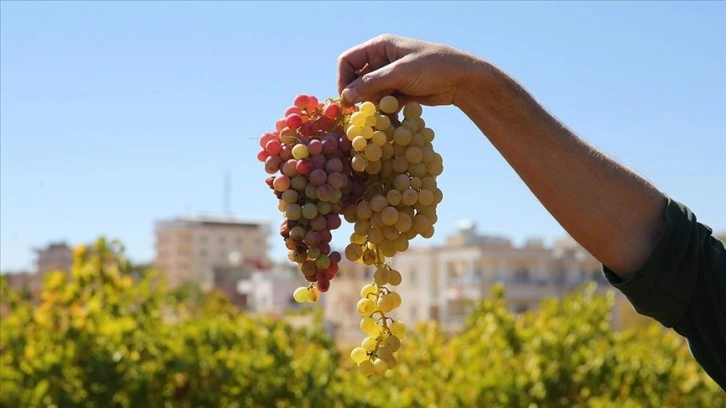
[514, 266, 530, 283]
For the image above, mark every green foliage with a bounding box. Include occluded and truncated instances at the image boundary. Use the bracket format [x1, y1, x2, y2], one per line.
[1, 238, 723, 407]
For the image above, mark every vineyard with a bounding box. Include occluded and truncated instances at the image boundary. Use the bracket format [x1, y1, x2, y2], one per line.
[1, 238, 722, 407]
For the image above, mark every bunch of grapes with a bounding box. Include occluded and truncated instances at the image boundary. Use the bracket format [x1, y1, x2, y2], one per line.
[257, 94, 443, 377]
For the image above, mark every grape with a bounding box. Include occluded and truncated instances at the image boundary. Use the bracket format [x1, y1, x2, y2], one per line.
[293, 286, 310, 303]
[360, 317, 380, 337]
[351, 347, 368, 364]
[379, 95, 399, 114]
[358, 360, 374, 376]
[390, 321, 407, 339]
[259, 94, 443, 375]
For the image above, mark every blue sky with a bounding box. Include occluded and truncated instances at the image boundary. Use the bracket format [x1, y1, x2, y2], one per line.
[1, 2, 724, 272]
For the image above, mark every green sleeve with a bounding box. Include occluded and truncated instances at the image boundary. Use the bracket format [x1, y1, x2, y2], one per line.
[602, 198, 726, 390]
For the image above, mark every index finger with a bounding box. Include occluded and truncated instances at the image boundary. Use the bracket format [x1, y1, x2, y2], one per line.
[336, 36, 396, 95]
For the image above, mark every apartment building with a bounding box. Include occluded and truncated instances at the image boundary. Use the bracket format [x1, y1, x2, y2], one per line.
[34, 241, 73, 274]
[154, 216, 270, 291]
[325, 222, 604, 344]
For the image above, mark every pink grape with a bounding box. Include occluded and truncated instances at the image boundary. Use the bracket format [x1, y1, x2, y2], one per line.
[311, 154, 327, 170]
[285, 106, 301, 116]
[273, 175, 291, 191]
[295, 158, 313, 175]
[282, 159, 298, 177]
[294, 94, 309, 109]
[265, 139, 282, 155]
[286, 114, 303, 129]
[326, 157, 343, 173]
[257, 149, 269, 162]
[308, 139, 323, 155]
[309, 169, 327, 185]
[264, 155, 282, 174]
[326, 213, 342, 230]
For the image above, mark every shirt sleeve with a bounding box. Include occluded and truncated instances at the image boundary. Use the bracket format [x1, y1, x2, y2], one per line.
[602, 198, 726, 390]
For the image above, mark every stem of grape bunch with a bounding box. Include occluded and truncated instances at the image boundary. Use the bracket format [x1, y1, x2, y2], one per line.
[256, 93, 443, 377]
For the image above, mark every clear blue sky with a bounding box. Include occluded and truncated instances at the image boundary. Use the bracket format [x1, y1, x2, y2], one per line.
[2, 2, 724, 272]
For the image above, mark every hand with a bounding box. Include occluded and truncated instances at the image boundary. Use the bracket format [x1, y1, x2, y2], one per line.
[337, 34, 487, 107]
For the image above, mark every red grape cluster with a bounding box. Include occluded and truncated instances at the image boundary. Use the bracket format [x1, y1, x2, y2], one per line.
[257, 94, 364, 301]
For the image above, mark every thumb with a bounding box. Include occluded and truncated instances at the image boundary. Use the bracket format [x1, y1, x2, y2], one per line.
[341, 60, 409, 105]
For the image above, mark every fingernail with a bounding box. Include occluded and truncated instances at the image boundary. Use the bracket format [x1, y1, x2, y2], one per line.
[341, 88, 358, 104]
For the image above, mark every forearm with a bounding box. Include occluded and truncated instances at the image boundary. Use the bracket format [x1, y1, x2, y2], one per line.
[454, 62, 667, 279]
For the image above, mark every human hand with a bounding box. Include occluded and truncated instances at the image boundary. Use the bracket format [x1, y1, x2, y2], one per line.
[337, 34, 487, 107]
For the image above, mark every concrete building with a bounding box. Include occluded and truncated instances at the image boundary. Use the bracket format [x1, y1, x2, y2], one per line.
[325, 222, 604, 344]
[34, 241, 73, 274]
[154, 216, 270, 291]
[237, 264, 307, 315]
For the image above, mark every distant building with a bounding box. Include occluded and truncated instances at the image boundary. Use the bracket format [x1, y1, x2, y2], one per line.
[34, 241, 73, 274]
[2, 271, 45, 301]
[325, 222, 606, 344]
[237, 264, 306, 315]
[154, 216, 270, 291]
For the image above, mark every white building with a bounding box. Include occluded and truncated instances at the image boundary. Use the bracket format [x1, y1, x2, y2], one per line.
[326, 222, 605, 344]
[154, 216, 270, 291]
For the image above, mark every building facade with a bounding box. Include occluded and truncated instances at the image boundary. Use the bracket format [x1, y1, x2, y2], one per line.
[154, 216, 270, 291]
[34, 241, 73, 274]
[325, 222, 604, 344]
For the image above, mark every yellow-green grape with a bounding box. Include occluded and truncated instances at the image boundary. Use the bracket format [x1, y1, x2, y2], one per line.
[345, 243, 363, 261]
[386, 189, 402, 206]
[393, 127, 413, 145]
[352, 136, 368, 151]
[359, 360, 375, 376]
[293, 286, 310, 303]
[388, 291, 402, 309]
[420, 127, 435, 143]
[403, 102, 422, 119]
[377, 345, 394, 360]
[377, 294, 395, 313]
[360, 284, 377, 299]
[373, 358, 388, 375]
[291, 144, 309, 159]
[357, 298, 375, 315]
[361, 248, 377, 265]
[390, 321, 407, 339]
[379, 95, 399, 114]
[360, 101, 377, 116]
[382, 355, 397, 369]
[351, 347, 368, 364]
[371, 130, 388, 146]
[373, 267, 389, 285]
[375, 115, 391, 130]
[364, 143, 382, 162]
[364, 115, 377, 127]
[347, 125, 364, 140]
[351, 154, 367, 172]
[351, 111, 367, 127]
[350, 233, 367, 245]
[307, 287, 320, 303]
[384, 334, 401, 351]
[360, 317, 380, 337]
[361, 336, 378, 351]
[381, 206, 399, 226]
[388, 269, 402, 286]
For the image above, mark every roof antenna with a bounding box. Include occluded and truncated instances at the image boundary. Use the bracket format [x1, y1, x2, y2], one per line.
[223, 170, 231, 217]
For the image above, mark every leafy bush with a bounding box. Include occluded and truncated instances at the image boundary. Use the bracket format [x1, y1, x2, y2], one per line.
[1, 238, 722, 407]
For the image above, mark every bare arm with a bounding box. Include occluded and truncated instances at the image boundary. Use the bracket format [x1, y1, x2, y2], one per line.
[338, 35, 667, 279]
[454, 63, 667, 278]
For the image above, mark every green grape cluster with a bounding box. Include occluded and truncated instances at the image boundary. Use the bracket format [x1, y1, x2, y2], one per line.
[340, 96, 443, 376]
